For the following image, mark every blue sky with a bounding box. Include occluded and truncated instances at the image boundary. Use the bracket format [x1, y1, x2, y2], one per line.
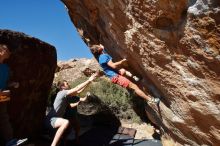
[0, 0, 93, 60]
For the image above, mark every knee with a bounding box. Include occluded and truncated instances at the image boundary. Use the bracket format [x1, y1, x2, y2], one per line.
[128, 82, 138, 89]
[63, 119, 69, 129]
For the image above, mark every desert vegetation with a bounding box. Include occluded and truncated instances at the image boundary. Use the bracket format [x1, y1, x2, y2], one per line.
[48, 76, 145, 123]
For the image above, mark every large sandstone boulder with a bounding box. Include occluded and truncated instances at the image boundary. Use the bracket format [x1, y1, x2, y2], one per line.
[61, 0, 220, 145]
[0, 30, 57, 138]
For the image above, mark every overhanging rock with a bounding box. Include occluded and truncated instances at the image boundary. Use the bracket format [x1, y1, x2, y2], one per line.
[61, 0, 220, 145]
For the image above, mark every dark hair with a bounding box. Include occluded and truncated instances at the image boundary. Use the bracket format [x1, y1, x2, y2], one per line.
[90, 45, 102, 59]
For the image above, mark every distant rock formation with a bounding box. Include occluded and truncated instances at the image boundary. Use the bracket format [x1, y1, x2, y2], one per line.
[62, 0, 220, 145]
[55, 58, 101, 82]
[0, 30, 57, 138]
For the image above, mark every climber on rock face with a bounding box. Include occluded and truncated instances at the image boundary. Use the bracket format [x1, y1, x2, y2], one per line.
[90, 44, 160, 104]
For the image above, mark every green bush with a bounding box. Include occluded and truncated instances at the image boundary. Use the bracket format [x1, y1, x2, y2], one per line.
[48, 76, 143, 122]
[69, 77, 142, 123]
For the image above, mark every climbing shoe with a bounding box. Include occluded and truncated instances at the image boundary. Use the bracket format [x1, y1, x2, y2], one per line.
[6, 138, 28, 146]
[133, 76, 140, 82]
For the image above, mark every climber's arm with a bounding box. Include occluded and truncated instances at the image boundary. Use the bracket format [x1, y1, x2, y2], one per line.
[107, 59, 127, 69]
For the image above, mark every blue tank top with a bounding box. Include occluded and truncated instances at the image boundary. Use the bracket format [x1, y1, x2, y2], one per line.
[98, 54, 118, 78]
[0, 64, 9, 90]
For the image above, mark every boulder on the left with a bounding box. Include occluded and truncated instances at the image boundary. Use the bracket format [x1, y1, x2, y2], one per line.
[0, 29, 57, 139]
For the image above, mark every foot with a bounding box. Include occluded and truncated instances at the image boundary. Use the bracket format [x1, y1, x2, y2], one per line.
[17, 138, 28, 145]
[133, 76, 140, 82]
[148, 98, 160, 104]
[6, 138, 28, 146]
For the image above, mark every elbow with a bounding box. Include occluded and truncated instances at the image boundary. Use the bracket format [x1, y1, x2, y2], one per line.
[110, 64, 117, 69]
[112, 66, 117, 69]
[67, 90, 77, 96]
[70, 104, 76, 108]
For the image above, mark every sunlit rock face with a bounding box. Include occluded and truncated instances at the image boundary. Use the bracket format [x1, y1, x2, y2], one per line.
[62, 0, 220, 145]
[54, 58, 101, 82]
[0, 30, 57, 138]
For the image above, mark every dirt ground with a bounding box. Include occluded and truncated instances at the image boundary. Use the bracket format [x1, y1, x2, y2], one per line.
[121, 120, 160, 140]
[23, 118, 161, 146]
